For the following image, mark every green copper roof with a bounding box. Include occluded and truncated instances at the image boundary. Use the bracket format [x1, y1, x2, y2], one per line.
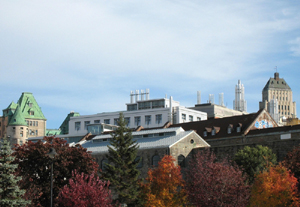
[59, 112, 80, 134]
[263, 73, 291, 91]
[16, 92, 46, 120]
[2, 101, 17, 117]
[8, 105, 28, 126]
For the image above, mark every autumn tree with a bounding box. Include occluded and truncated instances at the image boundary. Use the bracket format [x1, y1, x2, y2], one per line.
[140, 155, 186, 207]
[283, 145, 300, 189]
[186, 149, 250, 207]
[102, 113, 140, 206]
[234, 145, 277, 183]
[0, 137, 30, 207]
[13, 136, 99, 207]
[250, 163, 299, 207]
[57, 170, 113, 207]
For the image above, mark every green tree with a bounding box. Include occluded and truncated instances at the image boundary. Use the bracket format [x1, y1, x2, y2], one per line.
[102, 113, 140, 206]
[0, 137, 30, 207]
[234, 145, 277, 183]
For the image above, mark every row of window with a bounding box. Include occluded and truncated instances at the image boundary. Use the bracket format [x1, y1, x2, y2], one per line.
[12, 127, 38, 137]
[26, 120, 39, 127]
[75, 114, 164, 130]
[99, 154, 186, 170]
[182, 114, 201, 122]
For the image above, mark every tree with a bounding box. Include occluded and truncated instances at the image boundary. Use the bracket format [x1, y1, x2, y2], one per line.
[283, 145, 300, 189]
[57, 170, 113, 207]
[140, 155, 186, 207]
[234, 145, 277, 183]
[186, 149, 250, 207]
[0, 137, 30, 207]
[13, 136, 99, 207]
[250, 164, 299, 207]
[102, 113, 140, 206]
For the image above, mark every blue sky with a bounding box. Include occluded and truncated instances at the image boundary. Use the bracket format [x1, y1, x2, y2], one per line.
[1, 0, 300, 129]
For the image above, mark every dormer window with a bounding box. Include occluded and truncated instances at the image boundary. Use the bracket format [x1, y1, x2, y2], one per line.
[203, 131, 207, 137]
[211, 129, 216, 136]
[227, 124, 233, 134]
[236, 123, 242, 132]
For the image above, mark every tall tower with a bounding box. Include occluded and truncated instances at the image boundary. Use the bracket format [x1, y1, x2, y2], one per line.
[259, 72, 296, 119]
[233, 80, 247, 112]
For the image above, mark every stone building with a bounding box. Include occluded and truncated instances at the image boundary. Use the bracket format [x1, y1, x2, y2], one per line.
[77, 127, 210, 178]
[259, 72, 296, 120]
[0, 92, 47, 145]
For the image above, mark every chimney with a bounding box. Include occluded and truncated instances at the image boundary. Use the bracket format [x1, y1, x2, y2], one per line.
[141, 89, 144, 101]
[197, 91, 201, 104]
[130, 91, 134, 103]
[146, 89, 150, 100]
[135, 90, 139, 102]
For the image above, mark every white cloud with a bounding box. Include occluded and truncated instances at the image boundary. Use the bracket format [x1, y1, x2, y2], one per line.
[289, 37, 300, 56]
[0, 0, 300, 128]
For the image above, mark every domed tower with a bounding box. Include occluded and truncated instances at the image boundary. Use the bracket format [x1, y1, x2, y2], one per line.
[6, 105, 28, 146]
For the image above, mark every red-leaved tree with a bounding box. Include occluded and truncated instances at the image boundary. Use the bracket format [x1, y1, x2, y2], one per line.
[283, 145, 300, 190]
[57, 170, 113, 207]
[250, 163, 300, 207]
[140, 155, 186, 207]
[185, 149, 250, 207]
[13, 136, 99, 207]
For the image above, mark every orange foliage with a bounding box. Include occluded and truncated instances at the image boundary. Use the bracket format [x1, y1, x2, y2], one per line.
[250, 163, 300, 207]
[141, 155, 186, 207]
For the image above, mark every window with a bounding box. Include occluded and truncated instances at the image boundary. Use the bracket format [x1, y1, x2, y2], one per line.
[203, 131, 207, 137]
[30, 121, 32, 126]
[36, 130, 38, 136]
[104, 119, 110, 124]
[36, 121, 38, 126]
[114, 118, 119, 126]
[227, 127, 232, 134]
[94, 120, 100, 124]
[285, 106, 287, 110]
[135, 156, 143, 168]
[134, 117, 141, 126]
[145, 115, 151, 125]
[84, 121, 90, 130]
[29, 103, 32, 107]
[237, 126, 241, 133]
[20, 131, 23, 137]
[182, 114, 186, 122]
[278, 105, 280, 110]
[101, 159, 109, 171]
[155, 114, 162, 124]
[288, 106, 290, 110]
[20, 140, 23, 145]
[189, 115, 193, 122]
[152, 155, 160, 167]
[178, 155, 185, 168]
[197, 117, 201, 121]
[125, 117, 130, 126]
[33, 121, 35, 126]
[211, 129, 216, 136]
[30, 111, 34, 115]
[75, 122, 81, 131]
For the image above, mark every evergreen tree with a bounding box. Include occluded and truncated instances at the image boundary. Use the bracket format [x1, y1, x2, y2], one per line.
[103, 113, 140, 206]
[0, 137, 30, 207]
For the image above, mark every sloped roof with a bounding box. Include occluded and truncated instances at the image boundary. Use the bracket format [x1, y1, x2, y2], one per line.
[80, 130, 199, 154]
[8, 105, 28, 126]
[17, 92, 46, 120]
[263, 72, 291, 91]
[169, 109, 270, 139]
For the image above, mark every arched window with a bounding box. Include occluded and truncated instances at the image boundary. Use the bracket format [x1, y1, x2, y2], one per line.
[135, 156, 143, 168]
[152, 155, 160, 167]
[178, 155, 185, 168]
[101, 159, 109, 171]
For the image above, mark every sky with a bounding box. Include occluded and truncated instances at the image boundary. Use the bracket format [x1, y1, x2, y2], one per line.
[1, 0, 300, 129]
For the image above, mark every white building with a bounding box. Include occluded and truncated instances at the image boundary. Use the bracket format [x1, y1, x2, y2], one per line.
[233, 80, 247, 112]
[68, 90, 207, 136]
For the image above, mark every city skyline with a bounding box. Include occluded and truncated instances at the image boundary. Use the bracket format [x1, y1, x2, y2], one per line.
[1, 1, 300, 129]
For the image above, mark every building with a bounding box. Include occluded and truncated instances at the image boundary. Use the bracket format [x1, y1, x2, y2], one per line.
[0, 92, 47, 145]
[259, 72, 296, 121]
[67, 90, 207, 136]
[77, 126, 210, 178]
[233, 80, 247, 112]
